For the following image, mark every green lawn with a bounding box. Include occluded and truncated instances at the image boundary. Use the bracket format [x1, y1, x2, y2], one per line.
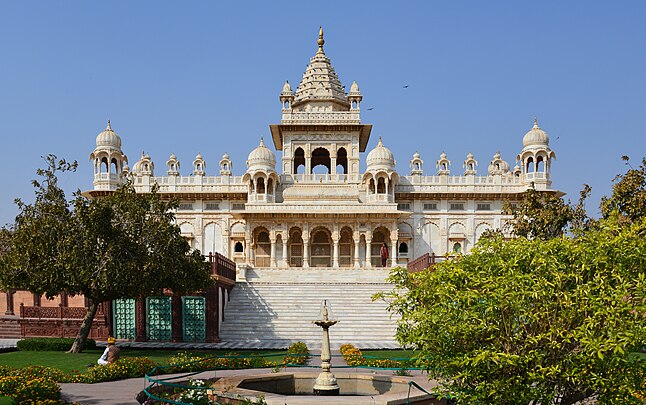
[360, 349, 418, 361]
[0, 397, 12, 405]
[0, 349, 286, 374]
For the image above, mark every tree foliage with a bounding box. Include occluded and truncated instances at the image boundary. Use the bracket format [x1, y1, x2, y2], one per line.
[503, 183, 591, 240]
[381, 219, 646, 404]
[0, 155, 213, 352]
[601, 156, 646, 224]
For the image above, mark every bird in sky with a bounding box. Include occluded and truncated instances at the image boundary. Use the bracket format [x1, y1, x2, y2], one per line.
[367, 108, 374, 111]
[402, 85, 409, 88]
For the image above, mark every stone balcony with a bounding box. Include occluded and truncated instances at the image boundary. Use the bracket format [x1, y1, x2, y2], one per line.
[281, 110, 361, 125]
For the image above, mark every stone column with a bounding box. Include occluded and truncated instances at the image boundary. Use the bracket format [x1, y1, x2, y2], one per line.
[305, 157, 312, 175]
[5, 290, 14, 316]
[353, 234, 361, 268]
[245, 238, 252, 265]
[332, 235, 339, 268]
[171, 295, 183, 342]
[331, 157, 337, 175]
[365, 233, 372, 269]
[282, 236, 289, 268]
[303, 236, 310, 268]
[390, 238, 398, 267]
[270, 236, 277, 268]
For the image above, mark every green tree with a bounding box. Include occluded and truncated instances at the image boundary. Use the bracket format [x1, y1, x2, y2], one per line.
[0, 155, 212, 353]
[380, 219, 646, 404]
[503, 183, 591, 240]
[601, 156, 646, 224]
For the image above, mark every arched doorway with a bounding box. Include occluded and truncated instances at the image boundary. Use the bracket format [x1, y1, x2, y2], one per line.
[339, 227, 354, 267]
[310, 228, 332, 267]
[255, 230, 270, 267]
[371, 228, 390, 267]
[289, 228, 303, 267]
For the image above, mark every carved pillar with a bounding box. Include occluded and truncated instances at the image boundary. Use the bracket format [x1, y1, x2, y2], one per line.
[332, 233, 339, 268]
[390, 238, 398, 267]
[59, 291, 68, 307]
[282, 234, 289, 268]
[305, 157, 312, 174]
[270, 236, 277, 268]
[303, 236, 310, 268]
[171, 295, 183, 342]
[353, 234, 361, 269]
[5, 290, 14, 315]
[331, 157, 337, 175]
[245, 237, 252, 265]
[135, 298, 147, 342]
[365, 233, 372, 269]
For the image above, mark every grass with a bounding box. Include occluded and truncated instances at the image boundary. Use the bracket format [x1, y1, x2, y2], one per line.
[360, 349, 418, 361]
[0, 397, 12, 405]
[0, 348, 286, 374]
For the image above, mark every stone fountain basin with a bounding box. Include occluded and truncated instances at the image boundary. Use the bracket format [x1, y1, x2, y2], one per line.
[211, 372, 443, 405]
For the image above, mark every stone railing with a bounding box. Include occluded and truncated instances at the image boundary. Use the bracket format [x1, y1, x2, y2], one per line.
[281, 173, 362, 184]
[407, 253, 456, 273]
[281, 111, 361, 124]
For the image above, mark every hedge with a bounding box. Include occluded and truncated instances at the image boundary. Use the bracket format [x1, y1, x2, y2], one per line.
[16, 338, 96, 352]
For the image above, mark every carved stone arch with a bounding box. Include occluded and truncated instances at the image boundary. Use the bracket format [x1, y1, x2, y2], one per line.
[338, 226, 354, 267]
[230, 221, 246, 235]
[475, 222, 493, 243]
[336, 147, 348, 174]
[253, 226, 271, 267]
[310, 226, 332, 267]
[288, 226, 304, 267]
[311, 147, 331, 174]
[420, 221, 440, 255]
[370, 226, 391, 267]
[203, 221, 224, 256]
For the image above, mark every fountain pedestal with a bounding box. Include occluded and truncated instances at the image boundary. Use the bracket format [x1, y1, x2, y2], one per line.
[312, 300, 339, 396]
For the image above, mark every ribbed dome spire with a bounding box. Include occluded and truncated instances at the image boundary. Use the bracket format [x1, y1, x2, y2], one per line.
[292, 27, 349, 110]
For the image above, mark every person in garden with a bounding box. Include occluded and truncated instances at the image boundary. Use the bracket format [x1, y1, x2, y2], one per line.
[97, 337, 120, 365]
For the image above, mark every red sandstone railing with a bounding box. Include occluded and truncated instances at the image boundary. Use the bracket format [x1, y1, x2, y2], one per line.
[407, 253, 457, 273]
[19, 303, 104, 319]
[208, 252, 236, 281]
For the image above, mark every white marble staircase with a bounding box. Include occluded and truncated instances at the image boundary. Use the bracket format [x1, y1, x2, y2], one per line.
[218, 268, 401, 350]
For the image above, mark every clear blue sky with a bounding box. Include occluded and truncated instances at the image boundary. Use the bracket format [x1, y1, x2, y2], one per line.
[1, 1, 644, 225]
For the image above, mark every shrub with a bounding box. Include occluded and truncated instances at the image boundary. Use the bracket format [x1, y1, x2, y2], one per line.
[0, 375, 61, 404]
[16, 337, 96, 352]
[73, 357, 159, 383]
[283, 341, 310, 366]
[11, 366, 70, 383]
[340, 344, 407, 369]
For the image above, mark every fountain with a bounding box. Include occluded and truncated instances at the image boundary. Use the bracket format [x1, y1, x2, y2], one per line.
[312, 300, 339, 396]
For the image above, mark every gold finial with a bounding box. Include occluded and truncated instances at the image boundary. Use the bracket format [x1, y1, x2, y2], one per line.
[106, 119, 112, 131]
[318, 26, 325, 52]
[533, 116, 538, 128]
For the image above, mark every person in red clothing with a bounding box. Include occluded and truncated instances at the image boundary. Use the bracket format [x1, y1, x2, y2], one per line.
[380, 242, 389, 267]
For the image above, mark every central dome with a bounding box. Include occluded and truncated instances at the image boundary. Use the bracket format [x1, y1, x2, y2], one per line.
[246, 138, 276, 171]
[523, 117, 550, 147]
[95, 120, 121, 148]
[366, 137, 395, 170]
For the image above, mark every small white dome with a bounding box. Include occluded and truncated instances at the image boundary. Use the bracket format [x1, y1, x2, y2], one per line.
[282, 81, 292, 94]
[523, 117, 550, 147]
[349, 81, 360, 94]
[366, 137, 395, 170]
[95, 120, 121, 148]
[222, 152, 230, 160]
[246, 138, 276, 171]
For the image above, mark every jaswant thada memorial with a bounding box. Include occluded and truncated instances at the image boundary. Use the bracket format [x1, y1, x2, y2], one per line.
[0, 29, 556, 348]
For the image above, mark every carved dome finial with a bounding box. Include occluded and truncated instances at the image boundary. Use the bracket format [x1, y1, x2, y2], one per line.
[318, 26, 325, 52]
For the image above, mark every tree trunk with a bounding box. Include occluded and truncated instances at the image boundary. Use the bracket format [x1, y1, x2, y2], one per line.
[69, 300, 98, 353]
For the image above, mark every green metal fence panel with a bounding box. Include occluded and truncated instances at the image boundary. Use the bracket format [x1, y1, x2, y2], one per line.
[182, 296, 206, 342]
[146, 296, 172, 341]
[112, 299, 136, 340]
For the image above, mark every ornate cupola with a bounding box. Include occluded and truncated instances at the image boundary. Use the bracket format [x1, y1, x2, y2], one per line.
[363, 137, 398, 203]
[166, 153, 180, 176]
[291, 27, 350, 112]
[90, 119, 128, 191]
[410, 151, 423, 175]
[463, 153, 478, 175]
[280, 81, 294, 110]
[219, 153, 232, 176]
[132, 152, 154, 177]
[488, 151, 510, 176]
[516, 117, 556, 187]
[348, 81, 362, 110]
[244, 138, 279, 204]
[193, 153, 206, 176]
[436, 152, 451, 175]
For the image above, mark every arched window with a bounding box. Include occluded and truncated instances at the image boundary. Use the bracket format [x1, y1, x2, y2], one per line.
[452, 242, 462, 253]
[311, 147, 331, 174]
[234, 241, 244, 253]
[415, 162, 420, 170]
[267, 178, 274, 195]
[377, 177, 386, 194]
[442, 163, 447, 170]
[293, 147, 305, 175]
[468, 163, 474, 170]
[101, 157, 109, 173]
[223, 163, 228, 170]
[526, 157, 534, 173]
[257, 177, 265, 194]
[339, 228, 354, 267]
[255, 231, 270, 267]
[536, 156, 545, 172]
[495, 163, 500, 170]
[111, 158, 118, 174]
[369, 178, 376, 194]
[310, 229, 331, 267]
[289, 229, 303, 267]
[398, 242, 408, 254]
[371, 229, 389, 267]
[352, 100, 357, 109]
